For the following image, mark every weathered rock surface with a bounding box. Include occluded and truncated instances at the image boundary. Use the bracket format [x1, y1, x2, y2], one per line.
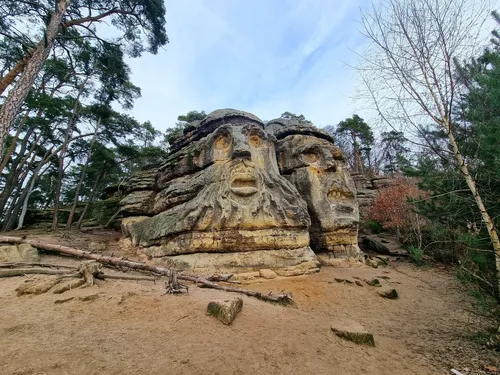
[270, 121, 361, 261]
[207, 298, 243, 325]
[331, 318, 375, 346]
[16, 277, 61, 296]
[0, 243, 39, 262]
[378, 288, 399, 299]
[259, 269, 277, 279]
[120, 190, 155, 216]
[316, 253, 364, 267]
[366, 278, 382, 287]
[150, 247, 319, 276]
[362, 236, 391, 255]
[119, 109, 363, 273]
[88, 242, 106, 252]
[352, 173, 394, 215]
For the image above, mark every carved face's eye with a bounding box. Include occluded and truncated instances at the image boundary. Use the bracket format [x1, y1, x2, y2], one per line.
[249, 134, 261, 147]
[214, 134, 231, 150]
[303, 151, 319, 164]
[331, 148, 344, 161]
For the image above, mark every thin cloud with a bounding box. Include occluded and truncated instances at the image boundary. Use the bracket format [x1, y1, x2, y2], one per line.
[125, 0, 373, 131]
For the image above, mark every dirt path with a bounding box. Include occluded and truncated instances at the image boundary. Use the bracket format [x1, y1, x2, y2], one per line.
[0, 230, 498, 374]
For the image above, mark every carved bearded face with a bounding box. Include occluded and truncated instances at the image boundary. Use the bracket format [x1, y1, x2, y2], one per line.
[277, 133, 360, 257]
[130, 117, 311, 256]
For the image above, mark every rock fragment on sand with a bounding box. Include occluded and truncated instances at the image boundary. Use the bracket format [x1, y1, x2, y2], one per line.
[207, 298, 243, 325]
[366, 278, 382, 287]
[331, 318, 375, 346]
[378, 288, 399, 299]
[259, 269, 277, 279]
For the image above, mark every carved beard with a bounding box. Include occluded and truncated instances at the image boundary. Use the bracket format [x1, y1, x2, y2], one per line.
[179, 160, 309, 231]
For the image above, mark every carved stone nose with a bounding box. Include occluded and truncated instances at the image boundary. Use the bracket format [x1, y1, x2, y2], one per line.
[233, 147, 251, 159]
[325, 157, 337, 172]
[231, 132, 252, 159]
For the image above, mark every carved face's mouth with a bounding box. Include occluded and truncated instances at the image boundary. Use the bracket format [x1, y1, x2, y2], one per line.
[230, 174, 258, 196]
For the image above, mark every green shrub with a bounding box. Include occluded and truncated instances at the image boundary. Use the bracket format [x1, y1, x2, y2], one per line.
[407, 246, 425, 266]
[363, 219, 383, 234]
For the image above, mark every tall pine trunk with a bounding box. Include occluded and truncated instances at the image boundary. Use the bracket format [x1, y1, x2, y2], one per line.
[0, 0, 69, 159]
[16, 150, 53, 230]
[0, 51, 33, 97]
[0, 129, 38, 215]
[51, 74, 90, 232]
[66, 117, 101, 229]
[76, 168, 105, 229]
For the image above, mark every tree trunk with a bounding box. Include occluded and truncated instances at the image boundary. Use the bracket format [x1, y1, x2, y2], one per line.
[0, 236, 294, 304]
[66, 117, 101, 229]
[76, 168, 105, 229]
[0, 0, 69, 159]
[16, 154, 52, 230]
[446, 126, 500, 297]
[0, 132, 39, 226]
[0, 110, 31, 176]
[51, 74, 91, 232]
[0, 51, 34, 97]
[2, 145, 41, 231]
[0, 127, 36, 214]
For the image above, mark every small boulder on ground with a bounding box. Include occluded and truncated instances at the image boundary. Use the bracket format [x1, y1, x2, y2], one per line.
[331, 318, 375, 346]
[0, 243, 39, 262]
[362, 236, 391, 255]
[378, 288, 399, 299]
[207, 298, 243, 325]
[259, 269, 277, 279]
[88, 242, 107, 252]
[366, 278, 382, 287]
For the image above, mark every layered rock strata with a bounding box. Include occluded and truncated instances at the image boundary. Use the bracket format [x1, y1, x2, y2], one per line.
[267, 119, 362, 263]
[120, 109, 317, 274]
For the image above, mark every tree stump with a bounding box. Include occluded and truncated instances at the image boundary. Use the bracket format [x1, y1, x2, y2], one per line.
[165, 269, 188, 294]
[78, 260, 102, 286]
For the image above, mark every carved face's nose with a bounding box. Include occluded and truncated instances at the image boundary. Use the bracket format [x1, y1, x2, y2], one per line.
[324, 156, 337, 172]
[231, 130, 251, 159]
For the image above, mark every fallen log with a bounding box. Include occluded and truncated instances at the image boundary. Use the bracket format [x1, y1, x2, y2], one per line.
[0, 235, 293, 304]
[97, 273, 159, 282]
[0, 262, 78, 269]
[0, 266, 158, 283]
[0, 268, 77, 278]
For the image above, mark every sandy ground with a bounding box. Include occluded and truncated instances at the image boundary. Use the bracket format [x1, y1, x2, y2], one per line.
[0, 229, 498, 375]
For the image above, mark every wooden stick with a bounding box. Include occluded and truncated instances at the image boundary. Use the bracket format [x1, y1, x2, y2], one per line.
[98, 273, 159, 282]
[0, 236, 293, 304]
[0, 262, 78, 269]
[0, 268, 76, 278]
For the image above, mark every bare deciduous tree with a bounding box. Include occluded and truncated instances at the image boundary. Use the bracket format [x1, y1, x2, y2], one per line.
[358, 0, 500, 295]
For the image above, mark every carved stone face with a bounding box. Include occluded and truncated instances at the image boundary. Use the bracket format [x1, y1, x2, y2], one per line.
[277, 132, 360, 258]
[126, 111, 312, 257]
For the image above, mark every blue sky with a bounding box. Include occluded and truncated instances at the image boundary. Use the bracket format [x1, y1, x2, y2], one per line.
[125, 0, 371, 132]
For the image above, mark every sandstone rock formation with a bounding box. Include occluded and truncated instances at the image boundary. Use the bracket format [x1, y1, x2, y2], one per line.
[120, 109, 317, 274]
[119, 109, 362, 274]
[352, 173, 392, 214]
[267, 119, 361, 261]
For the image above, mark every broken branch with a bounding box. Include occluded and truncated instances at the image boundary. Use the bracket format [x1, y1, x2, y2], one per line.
[0, 268, 77, 278]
